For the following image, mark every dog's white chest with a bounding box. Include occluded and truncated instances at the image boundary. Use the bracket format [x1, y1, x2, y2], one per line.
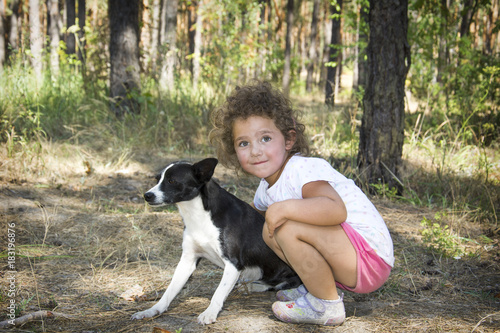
[177, 196, 225, 268]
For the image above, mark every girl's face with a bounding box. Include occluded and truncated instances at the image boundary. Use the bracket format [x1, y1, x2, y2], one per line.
[232, 116, 295, 186]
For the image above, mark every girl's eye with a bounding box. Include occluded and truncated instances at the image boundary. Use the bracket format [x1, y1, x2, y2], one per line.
[262, 136, 272, 143]
[238, 141, 249, 148]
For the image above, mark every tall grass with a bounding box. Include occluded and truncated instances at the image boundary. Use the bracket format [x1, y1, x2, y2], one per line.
[0, 60, 222, 156]
[402, 115, 499, 226]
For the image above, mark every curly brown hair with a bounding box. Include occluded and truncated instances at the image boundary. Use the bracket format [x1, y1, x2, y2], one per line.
[209, 80, 309, 172]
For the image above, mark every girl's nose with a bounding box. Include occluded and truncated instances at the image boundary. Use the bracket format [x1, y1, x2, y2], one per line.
[250, 144, 262, 157]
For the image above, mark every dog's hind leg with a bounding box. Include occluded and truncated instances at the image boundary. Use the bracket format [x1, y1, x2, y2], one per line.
[131, 252, 198, 320]
[197, 261, 240, 325]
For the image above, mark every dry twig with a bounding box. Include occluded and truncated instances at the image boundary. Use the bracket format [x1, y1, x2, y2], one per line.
[471, 311, 500, 332]
[0, 310, 76, 328]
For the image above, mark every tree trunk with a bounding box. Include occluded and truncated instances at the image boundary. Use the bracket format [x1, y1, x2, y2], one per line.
[482, 0, 499, 56]
[150, 0, 160, 72]
[47, 0, 60, 77]
[140, 0, 150, 67]
[358, 0, 411, 192]
[29, 0, 43, 83]
[298, 17, 306, 80]
[319, 1, 331, 89]
[282, 0, 293, 95]
[159, 0, 178, 92]
[0, 0, 5, 72]
[239, 7, 248, 84]
[8, 0, 21, 55]
[306, 0, 319, 92]
[66, 0, 76, 55]
[334, 37, 342, 102]
[192, 0, 202, 91]
[436, 0, 449, 84]
[109, 0, 141, 116]
[353, 3, 368, 93]
[187, 0, 195, 74]
[325, 0, 342, 106]
[255, 0, 268, 79]
[78, 0, 86, 63]
[459, 0, 478, 39]
[457, 0, 479, 65]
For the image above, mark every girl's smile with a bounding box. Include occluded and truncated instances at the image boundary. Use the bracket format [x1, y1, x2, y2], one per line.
[233, 116, 295, 186]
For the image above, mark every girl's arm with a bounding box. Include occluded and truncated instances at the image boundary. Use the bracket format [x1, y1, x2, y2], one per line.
[265, 181, 347, 237]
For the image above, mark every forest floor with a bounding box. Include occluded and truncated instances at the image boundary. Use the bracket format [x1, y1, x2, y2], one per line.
[1, 150, 499, 333]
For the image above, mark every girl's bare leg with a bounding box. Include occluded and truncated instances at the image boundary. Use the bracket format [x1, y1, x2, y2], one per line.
[263, 221, 357, 300]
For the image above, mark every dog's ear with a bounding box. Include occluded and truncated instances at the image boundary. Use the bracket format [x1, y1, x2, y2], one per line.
[192, 158, 218, 183]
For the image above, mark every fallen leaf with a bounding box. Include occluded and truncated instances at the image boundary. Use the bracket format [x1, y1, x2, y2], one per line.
[120, 284, 144, 301]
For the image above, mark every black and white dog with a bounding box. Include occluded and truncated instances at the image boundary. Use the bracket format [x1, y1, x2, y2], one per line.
[131, 158, 300, 324]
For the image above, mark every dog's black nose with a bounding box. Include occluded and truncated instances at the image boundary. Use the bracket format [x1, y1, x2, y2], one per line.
[144, 192, 155, 202]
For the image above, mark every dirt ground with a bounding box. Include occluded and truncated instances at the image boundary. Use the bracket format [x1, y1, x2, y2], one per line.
[1, 155, 499, 333]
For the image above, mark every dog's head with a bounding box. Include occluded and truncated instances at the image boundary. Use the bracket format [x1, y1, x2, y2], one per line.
[144, 158, 218, 205]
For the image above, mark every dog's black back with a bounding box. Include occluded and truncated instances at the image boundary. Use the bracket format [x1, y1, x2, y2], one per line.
[203, 175, 300, 288]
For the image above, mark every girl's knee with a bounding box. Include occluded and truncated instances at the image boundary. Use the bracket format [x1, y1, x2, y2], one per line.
[263, 220, 301, 248]
[274, 220, 300, 241]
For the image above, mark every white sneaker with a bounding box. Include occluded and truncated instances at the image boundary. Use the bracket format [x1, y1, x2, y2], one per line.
[276, 284, 308, 301]
[272, 292, 345, 326]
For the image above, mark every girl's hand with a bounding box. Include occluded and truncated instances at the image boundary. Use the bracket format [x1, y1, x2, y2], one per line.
[265, 201, 290, 237]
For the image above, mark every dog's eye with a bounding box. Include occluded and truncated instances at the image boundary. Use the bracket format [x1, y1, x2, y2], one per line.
[168, 179, 176, 185]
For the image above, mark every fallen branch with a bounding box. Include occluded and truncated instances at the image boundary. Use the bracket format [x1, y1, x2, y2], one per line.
[0, 310, 76, 328]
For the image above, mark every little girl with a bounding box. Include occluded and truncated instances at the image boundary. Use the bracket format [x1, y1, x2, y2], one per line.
[209, 81, 394, 326]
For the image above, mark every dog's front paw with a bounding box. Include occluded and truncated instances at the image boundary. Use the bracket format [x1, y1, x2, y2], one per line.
[197, 308, 219, 325]
[131, 308, 160, 320]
